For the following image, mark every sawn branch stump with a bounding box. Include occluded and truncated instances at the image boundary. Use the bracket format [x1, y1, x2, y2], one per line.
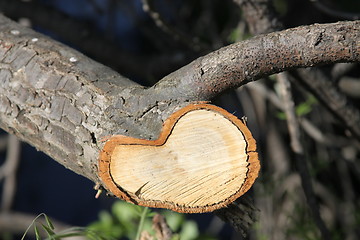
[99, 104, 260, 213]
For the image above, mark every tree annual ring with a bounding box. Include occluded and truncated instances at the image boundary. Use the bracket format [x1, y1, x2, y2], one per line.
[98, 103, 260, 213]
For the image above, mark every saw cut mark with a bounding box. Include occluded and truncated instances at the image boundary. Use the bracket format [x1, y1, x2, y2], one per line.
[98, 104, 260, 213]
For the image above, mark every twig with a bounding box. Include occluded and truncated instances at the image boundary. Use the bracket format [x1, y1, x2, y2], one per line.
[233, 0, 360, 143]
[233, 0, 282, 34]
[152, 214, 173, 240]
[245, 82, 353, 147]
[277, 72, 331, 240]
[299, 118, 352, 148]
[277, 74, 303, 152]
[293, 68, 360, 141]
[154, 21, 360, 103]
[331, 63, 357, 82]
[335, 156, 357, 239]
[141, 0, 206, 52]
[338, 77, 360, 98]
[0, 134, 21, 212]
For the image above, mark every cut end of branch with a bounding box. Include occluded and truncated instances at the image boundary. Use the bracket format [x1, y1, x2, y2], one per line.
[98, 104, 260, 213]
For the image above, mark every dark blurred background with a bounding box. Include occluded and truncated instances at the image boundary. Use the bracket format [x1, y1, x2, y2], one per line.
[0, 0, 360, 239]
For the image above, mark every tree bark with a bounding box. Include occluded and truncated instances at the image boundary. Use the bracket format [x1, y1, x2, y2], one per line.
[0, 14, 359, 199]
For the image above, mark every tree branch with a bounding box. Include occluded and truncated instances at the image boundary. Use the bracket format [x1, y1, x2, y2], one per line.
[292, 68, 360, 140]
[0, 134, 20, 212]
[277, 73, 331, 240]
[0, 14, 140, 184]
[0, 14, 359, 205]
[153, 20, 360, 101]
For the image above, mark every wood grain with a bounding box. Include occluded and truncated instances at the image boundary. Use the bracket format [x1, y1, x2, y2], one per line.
[99, 104, 260, 213]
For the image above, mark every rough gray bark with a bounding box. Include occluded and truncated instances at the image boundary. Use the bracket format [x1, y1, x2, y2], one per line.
[0, 14, 360, 191]
[0, 14, 140, 183]
[155, 21, 360, 99]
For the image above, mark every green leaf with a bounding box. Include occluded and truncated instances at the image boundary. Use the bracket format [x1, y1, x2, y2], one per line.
[228, 28, 241, 43]
[88, 211, 123, 239]
[146, 211, 156, 218]
[295, 102, 312, 116]
[112, 201, 138, 222]
[34, 225, 41, 240]
[276, 111, 286, 120]
[51, 232, 85, 239]
[46, 227, 106, 240]
[162, 211, 184, 232]
[277, 95, 317, 119]
[228, 28, 252, 42]
[44, 214, 55, 230]
[295, 95, 317, 117]
[98, 211, 113, 225]
[179, 221, 199, 240]
[171, 234, 181, 240]
[111, 201, 140, 237]
[41, 224, 55, 237]
[21, 213, 45, 240]
[134, 205, 145, 216]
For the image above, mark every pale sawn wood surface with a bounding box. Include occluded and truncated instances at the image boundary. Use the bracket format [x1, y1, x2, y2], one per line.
[99, 104, 259, 213]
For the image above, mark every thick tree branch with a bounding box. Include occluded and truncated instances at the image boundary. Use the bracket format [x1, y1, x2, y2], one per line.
[0, 14, 141, 184]
[0, 14, 359, 199]
[154, 20, 360, 101]
[152, 20, 360, 140]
